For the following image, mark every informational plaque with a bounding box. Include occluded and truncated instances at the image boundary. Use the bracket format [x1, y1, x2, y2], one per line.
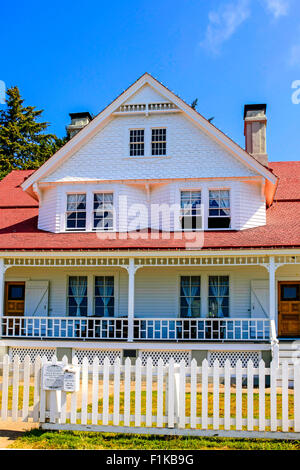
[42, 363, 65, 391]
[63, 365, 80, 392]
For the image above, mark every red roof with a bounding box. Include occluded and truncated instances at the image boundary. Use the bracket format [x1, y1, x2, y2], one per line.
[0, 164, 299, 251]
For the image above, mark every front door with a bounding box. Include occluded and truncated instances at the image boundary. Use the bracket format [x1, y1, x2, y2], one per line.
[278, 282, 300, 337]
[5, 282, 25, 316]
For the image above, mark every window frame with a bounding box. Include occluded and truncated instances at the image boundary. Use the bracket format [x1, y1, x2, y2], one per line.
[94, 275, 115, 317]
[92, 191, 115, 232]
[151, 128, 167, 156]
[208, 275, 230, 318]
[207, 189, 231, 230]
[129, 128, 145, 157]
[179, 275, 201, 318]
[67, 275, 88, 317]
[65, 193, 87, 232]
[180, 189, 203, 231]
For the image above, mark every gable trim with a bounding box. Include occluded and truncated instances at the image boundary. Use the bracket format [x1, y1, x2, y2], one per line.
[21, 73, 277, 191]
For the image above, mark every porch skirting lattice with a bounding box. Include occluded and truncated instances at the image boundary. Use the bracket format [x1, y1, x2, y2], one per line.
[139, 350, 191, 366]
[72, 348, 122, 365]
[208, 351, 261, 368]
[9, 346, 56, 362]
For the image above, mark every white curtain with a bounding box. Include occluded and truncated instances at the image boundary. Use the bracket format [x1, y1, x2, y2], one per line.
[181, 279, 199, 318]
[70, 277, 87, 316]
[103, 284, 114, 317]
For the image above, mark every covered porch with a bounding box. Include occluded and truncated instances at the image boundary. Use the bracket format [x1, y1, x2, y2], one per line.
[0, 253, 298, 344]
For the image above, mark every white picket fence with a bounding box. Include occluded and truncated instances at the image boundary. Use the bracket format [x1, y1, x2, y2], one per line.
[1, 354, 300, 439]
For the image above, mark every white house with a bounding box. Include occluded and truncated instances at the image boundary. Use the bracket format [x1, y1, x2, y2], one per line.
[0, 73, 299, 368]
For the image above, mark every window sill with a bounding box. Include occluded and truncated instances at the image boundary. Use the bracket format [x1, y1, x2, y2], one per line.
[122, 155, 171, 161]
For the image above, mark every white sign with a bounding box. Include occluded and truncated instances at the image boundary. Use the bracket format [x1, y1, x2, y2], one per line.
[42, 363, 80, 392]
[63, 365, 80, 392]
[42, 363, 64, 391]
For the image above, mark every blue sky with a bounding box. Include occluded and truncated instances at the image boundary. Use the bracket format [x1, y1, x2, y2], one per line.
[1, 0, 300, 161]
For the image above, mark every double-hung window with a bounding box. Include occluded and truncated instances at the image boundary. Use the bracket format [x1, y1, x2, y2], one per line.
[208, 276, 229, 317]
[66, 194, 86, 231]
[93, 193, 114, 231]
[180, 191, 202, 230]
[180, 276, 201, 318]
[130, 129, 144, 156]
[208, 190, 231, 229]
[94, 276, 114, 317]
[152, 128, 166, 155]
[68, 276, 88, 316]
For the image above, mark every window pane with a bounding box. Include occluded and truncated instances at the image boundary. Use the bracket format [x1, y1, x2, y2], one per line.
[180, 276, 201, 318]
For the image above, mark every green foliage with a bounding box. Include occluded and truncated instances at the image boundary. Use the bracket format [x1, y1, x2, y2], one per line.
[0, 86, 67, 179]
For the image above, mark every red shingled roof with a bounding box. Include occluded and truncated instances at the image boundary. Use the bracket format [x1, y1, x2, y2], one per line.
[0, 163, 299, 251]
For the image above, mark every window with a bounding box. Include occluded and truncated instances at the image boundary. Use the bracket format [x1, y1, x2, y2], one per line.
[68, 276, 88, 316]
[208, 190, 231, 229]
[180, 276, 201, 318]
[152, 128, 166, 155]
[94, 276, 114, 317]
[208, 276, 229, 317]
[93, 193, 114, 231]
[66, 194, 86, 231]
[180, 191, 202, 230]
[130, 129, 144, 156]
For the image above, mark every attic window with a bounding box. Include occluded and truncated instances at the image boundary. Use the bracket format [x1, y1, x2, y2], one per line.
[152, 128, 166, 155]
[66, 194, 86, 231]
[130, 129, 144, 156]
[208, 190, 231, 229]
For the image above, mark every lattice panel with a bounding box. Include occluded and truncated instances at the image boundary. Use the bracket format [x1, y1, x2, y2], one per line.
[208, 351, 261, 368]
[73, 348, 122, 365]
[9, 347, 55, 362]
[140, 350, 191, 366]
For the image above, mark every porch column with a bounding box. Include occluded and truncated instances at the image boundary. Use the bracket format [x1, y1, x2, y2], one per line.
[0, 259, 7, 338]
[269, 256, 276, 323]
[127, 259, 139, 343]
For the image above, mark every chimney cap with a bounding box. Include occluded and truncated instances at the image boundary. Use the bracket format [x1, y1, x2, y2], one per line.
[244, 104, 267, 120]
[69, 111, 93, 121]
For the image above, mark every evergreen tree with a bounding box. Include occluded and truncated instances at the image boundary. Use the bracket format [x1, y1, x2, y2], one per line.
[0, 86, 67, 179]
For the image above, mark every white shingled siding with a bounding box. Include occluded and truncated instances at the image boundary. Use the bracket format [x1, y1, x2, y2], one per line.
[124, 84, 170, 104]
[39, 178, 266, 233]
[5, 265, 268, 319]
[236, 181, 266, 230]
[43, 113, 257, 183]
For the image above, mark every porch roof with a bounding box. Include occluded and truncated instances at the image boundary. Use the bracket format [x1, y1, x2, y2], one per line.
[0, 163, 299, 251]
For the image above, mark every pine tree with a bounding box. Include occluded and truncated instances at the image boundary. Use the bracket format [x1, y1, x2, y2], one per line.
[0, 86, 67, 179]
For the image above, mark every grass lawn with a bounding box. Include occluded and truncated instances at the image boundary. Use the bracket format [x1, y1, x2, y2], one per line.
[9, 429, 300, 450]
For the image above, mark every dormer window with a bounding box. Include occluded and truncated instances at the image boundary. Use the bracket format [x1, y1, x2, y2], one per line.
[208, 190, 231, 229]
[152, 128, 166, 156]
[66, 194, 86, 231]
[180, 190, 202, 230]
[130, 129, 144, 156]
[93, 193, 114, 231]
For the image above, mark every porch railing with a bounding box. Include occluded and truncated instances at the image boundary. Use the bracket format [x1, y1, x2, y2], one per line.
[1, 316, 271, 341]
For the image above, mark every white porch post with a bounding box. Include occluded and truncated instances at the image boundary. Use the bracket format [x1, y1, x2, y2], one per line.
[268, 256, 279, 365]
[269, 256, 276, 323]
[0, 259, 7, 338]
[127, 259, 138, 342]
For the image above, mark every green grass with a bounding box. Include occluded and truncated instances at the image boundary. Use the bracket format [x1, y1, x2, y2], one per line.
[0, 385, 35, 410]
[9, 429, 300, 450]
[84, 390, 294, 421]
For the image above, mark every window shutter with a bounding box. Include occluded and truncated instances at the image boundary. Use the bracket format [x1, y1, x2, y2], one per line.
[24, 281, 49, 317]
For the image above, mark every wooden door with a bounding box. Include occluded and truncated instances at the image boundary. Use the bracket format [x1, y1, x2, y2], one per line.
[5, 282, 25, 316]
[278, 282, 300, 337]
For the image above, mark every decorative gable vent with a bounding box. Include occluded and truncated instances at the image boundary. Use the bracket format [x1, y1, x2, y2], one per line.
[114, 102, 178, 115]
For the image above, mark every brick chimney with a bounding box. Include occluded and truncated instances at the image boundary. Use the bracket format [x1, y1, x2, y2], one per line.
[66, 112, 93, 139]
[244, 104, 268, 166]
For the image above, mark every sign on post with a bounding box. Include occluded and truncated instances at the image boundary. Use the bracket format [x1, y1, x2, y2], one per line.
[42, 363, 80, 392]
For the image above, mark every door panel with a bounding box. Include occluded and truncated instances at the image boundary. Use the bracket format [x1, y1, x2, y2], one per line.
[5, 282, 25, 316]
[278, 282, 300, 337]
